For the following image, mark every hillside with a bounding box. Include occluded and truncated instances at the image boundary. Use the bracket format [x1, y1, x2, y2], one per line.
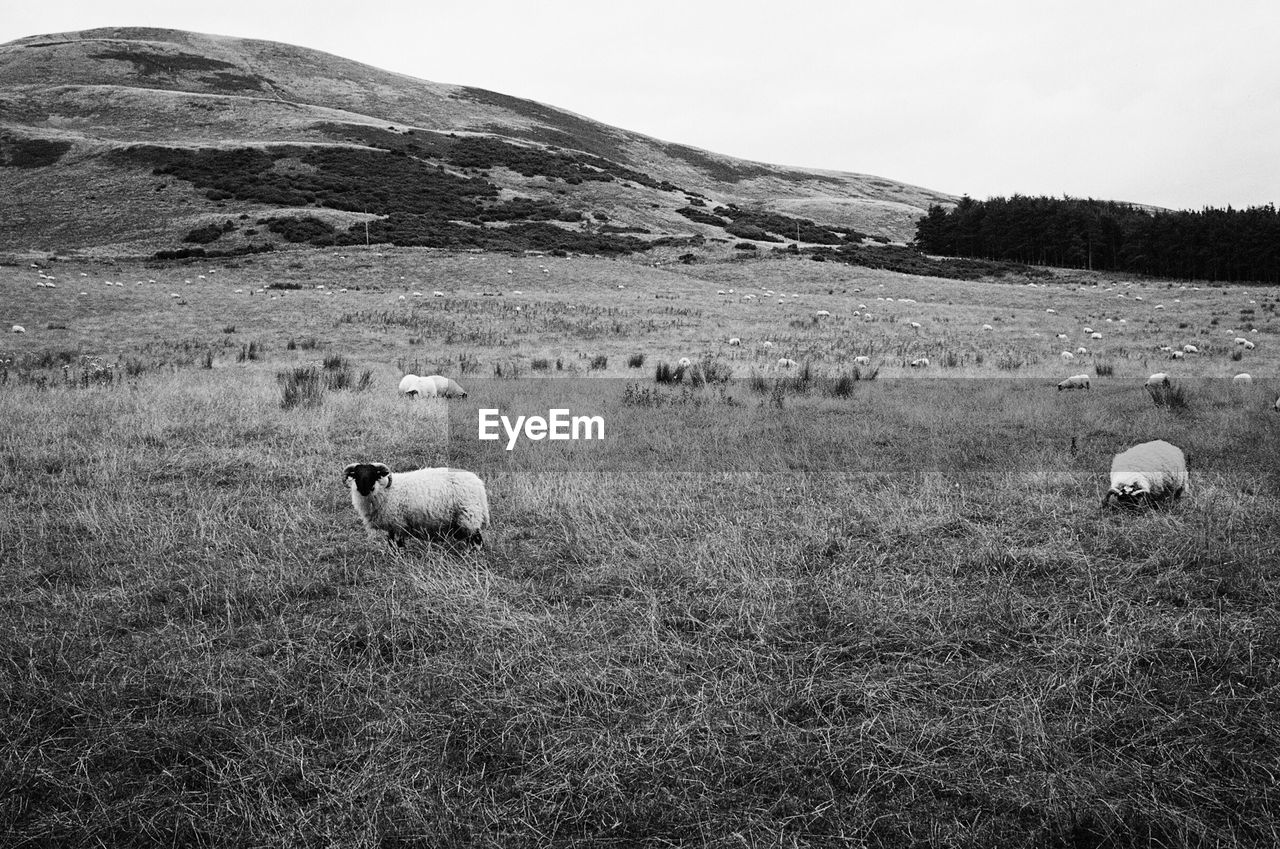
[0, 26, 955, 256]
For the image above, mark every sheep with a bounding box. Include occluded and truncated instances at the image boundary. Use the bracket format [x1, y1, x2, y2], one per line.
[854, 356, 871, 366]
[1235, 337, 1248, 346]
[677, 357, 693, 368]
[777, 358, 798, 369]
[423, 375, 468, 398]
[1060, 351, 1075, 361]
[344, 462, 490, 548]
[1145, 373, 1171, 388]
[1183, 344, 1198, 354]
[727, 337, 742, 346]
[1244, 341, 1256, 350]
[815, 310, 831, 317]
[1102, 440, 1188, 509]
[398, 374, 438, 398]
[11, 324, 25, 334]
[761, 341, 774, 349]
[1057, 374, 1091, 391]
[1273, 395, 1280, 412]
[1232, 373, 1252, 386]
[1171, 351, 1185, 359]
[910, 357, 929, 368]
[982, 324, 994, 331]
[1077, 347, 1089, 355]
[1090, 332, 1103, 340]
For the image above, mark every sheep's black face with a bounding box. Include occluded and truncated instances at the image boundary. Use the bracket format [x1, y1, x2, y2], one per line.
[1105, 485, 1152, 510]
[344, 463, 390, 496]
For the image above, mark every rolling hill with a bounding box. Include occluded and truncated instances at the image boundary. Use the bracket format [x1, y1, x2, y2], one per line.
[0, 27, 956, 257]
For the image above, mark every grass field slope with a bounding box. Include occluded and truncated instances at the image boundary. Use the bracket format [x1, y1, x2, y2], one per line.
[2, 244, 1279, 846]
[0, 27, 954, 256]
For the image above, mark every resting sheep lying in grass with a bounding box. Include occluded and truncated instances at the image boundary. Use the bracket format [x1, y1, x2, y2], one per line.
[344, 462, 490, 548]
[1102, 440, 1188, 509]
[1057, 374, 1090, 391]
[1233, 373, 1252, 386]
[424, 375, 468, 398]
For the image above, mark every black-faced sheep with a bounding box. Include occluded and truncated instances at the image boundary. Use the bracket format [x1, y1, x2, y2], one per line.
[343, 462, 490, 548]
[1102, 440, 1188, 509]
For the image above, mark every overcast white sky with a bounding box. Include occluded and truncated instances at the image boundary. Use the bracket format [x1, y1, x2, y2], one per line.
[6, 1, 1279, 210]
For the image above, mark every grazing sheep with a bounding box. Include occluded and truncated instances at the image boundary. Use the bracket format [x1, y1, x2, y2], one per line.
[398, 374, 438, 398]
[1057, 374, 1091, 391]
[1145, 373, 1171, 388]
[1060, 351, 1075, 361]
[1233, 373, 1252, 386]
[1244, 341, 1256, 350]
[761, 341, 774, 349]
[10, 324, 25, 334]
[1083, 327, 1094, 334]
[1077, 347, 1089, 355]
[854, 356, 871, 366]
[910, 357, 929, 368]
[1171, 351, 1185, 359]
[1102, 440, 1188, 509]
[344, 462, 490, 548]
[1182, 344, 1198, 354]
[910, 321, 921, 329]
[777, 358, 798, 369]
[727, 337, 741, 346]
[815, 310, 831, 317]
[1090, 332, 1103, 340]
[982, 324, 994, 331]
[678, 357, 693, 368]
[423, 375, 468, 398]
[1235, 337, 1248, 346]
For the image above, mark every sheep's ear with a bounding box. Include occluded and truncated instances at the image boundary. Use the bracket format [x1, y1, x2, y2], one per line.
[343, 463, 359, 481]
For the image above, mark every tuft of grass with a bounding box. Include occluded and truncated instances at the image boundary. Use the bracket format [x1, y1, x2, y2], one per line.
[627, 352, 645, 368]
[1094, 360, 1115, 377]
[278, 365, 322, 407]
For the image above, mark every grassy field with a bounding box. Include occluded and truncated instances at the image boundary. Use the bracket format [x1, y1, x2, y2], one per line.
[3, 247, 1279, 847]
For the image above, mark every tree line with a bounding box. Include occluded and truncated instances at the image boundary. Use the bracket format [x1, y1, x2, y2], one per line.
[914, 195, 1280, 284]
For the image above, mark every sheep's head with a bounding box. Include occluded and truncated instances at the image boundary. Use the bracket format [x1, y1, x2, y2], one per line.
[343, 462, 391, 496]
[1102, 483, 1153, 510]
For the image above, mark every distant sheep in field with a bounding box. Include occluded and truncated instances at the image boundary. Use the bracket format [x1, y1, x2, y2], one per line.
[1183, 344, 1198, 354]
[1060, 351, 1075, 361]
[1235, 337, 1248, 346]
[1244, 341, 1256, 350]
[1090, 332, 1103, 340]
[815, 310, 830, 317]
[910, 357, 929, 368]
[982, 324, 994, 331]
[1102, 440, 1188, 510]
[1233, 373, 1252, 386]
[10, 325, 25, 334]
[728, 337, 741, 346]
[1083, 327, 1094, 334]
[678, 357, 693, 368]
[777, 358, 798, 369]
[1171, 351, 1185, 360]
[761, 341, 774, 349]
[344, 462, 491, 548]
[1057, 374, 1090, 391]
[398, 374, 438, 398]
[1146, 373, 1171, 388]
[1077, 347, 1088, 355]
[910, 321, 921, 329]
[854, 356, 871, 366]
